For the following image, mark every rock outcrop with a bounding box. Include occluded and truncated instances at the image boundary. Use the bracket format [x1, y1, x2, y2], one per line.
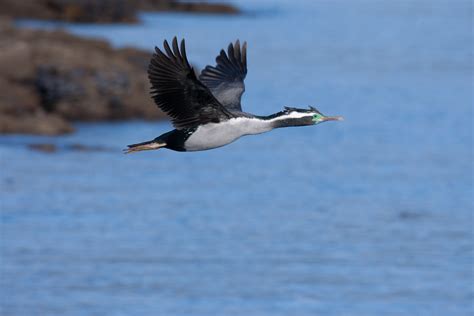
[0, 18, 164, 135]
[0, 0, 241, 135]
[0, 0, 239, 23]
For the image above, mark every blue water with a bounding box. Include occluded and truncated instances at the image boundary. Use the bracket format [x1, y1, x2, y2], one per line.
[2, 1, 473, 315]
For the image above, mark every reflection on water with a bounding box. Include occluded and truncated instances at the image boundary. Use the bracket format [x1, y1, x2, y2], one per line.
[2, 0, 473, 315]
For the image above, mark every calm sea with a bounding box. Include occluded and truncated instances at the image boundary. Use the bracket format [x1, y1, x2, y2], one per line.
[2, 1, 473, 315]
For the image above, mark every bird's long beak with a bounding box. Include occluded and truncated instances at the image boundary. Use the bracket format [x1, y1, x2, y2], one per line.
[322, 115, 344, 122]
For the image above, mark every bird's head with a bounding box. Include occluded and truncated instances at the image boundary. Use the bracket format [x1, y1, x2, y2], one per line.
[282, 106, 343, 125]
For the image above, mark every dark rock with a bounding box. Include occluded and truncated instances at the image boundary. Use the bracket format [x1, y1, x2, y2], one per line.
[0, 0, 241, 135]
[28, 142, 113, 153]
[28, 143, 58, 153]
[0, 0, 138, 23]
[0, 0, 240, 23]
[67, 143, 111, 152]
[0, 112, 74, 135]
[138, 0, 240, 15]
[0, 18, 165, 135]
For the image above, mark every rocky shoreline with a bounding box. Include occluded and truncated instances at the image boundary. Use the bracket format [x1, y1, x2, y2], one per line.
[0, 18, 165, 135]
[0, 1, 240, 135]
[0, 0, 239, 23]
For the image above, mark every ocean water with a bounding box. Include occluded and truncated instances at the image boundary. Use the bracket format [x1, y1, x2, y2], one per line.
[2, 1, 473, 315]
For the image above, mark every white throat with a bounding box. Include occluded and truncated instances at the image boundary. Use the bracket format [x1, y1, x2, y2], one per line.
[184, 113, 312, 151]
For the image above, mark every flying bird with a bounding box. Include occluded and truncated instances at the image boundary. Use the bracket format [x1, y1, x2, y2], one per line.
[125, 37, 342, 153]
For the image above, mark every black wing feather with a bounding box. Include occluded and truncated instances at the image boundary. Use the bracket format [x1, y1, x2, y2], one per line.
[148, 37, 234, 129]
[199, 40, 247, 111]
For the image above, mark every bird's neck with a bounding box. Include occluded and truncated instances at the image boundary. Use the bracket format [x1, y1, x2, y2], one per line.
[257, 111, 313, 129]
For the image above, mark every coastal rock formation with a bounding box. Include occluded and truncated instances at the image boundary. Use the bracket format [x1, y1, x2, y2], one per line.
[0, 0, 138, 23]
[0, 0, 240, 135]
[0, 0, 239, 23]
[0, 18, 164, 135]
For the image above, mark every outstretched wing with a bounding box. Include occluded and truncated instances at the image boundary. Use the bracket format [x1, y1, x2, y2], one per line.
[199, 40, 247, 112]
[148, 37, 235, 129]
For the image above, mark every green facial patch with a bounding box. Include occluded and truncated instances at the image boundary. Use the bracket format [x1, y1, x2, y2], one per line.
[312, 113, 324, 123]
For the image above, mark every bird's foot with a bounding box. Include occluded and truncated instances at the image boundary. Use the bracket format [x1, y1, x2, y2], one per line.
[123, 141, 167, 154]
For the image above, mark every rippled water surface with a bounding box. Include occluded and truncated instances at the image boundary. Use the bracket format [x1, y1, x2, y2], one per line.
[2, 1, 473, 315]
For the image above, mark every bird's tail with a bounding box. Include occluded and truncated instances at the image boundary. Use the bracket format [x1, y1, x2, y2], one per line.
[123, 139, 167, 154]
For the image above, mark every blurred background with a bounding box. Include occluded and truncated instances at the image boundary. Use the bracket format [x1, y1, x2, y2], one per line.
[0, 0, 472, 315]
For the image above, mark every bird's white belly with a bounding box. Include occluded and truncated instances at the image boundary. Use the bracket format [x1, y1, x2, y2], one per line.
[184, 118, 272, 151]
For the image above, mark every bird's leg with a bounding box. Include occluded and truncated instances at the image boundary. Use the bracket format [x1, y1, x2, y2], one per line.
[123, 140, 167, 154]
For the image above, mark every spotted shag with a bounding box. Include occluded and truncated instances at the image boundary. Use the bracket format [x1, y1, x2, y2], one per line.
[125, 37, 342, 153]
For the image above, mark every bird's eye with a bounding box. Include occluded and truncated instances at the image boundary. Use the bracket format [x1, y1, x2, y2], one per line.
[312, 113, 322, 122]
